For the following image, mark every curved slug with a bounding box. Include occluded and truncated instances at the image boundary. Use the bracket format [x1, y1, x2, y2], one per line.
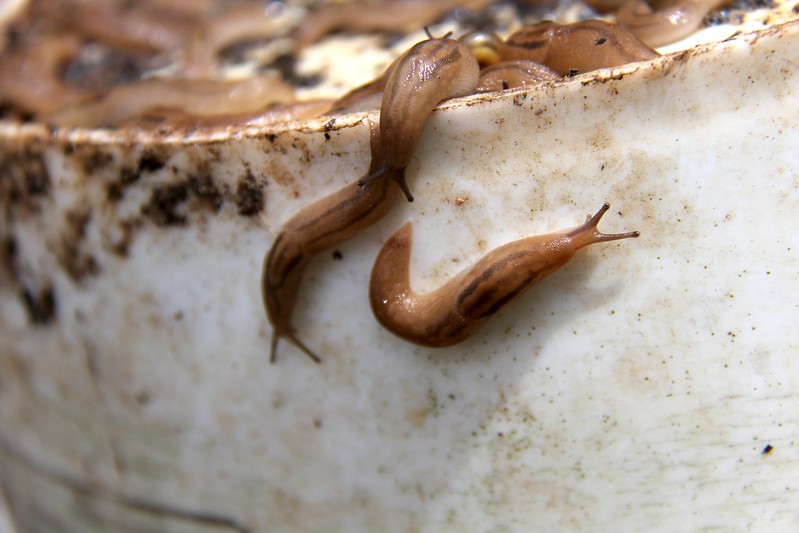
[501, 20, 658, 76]
[0, 34, 94, 118]
[476, 59, 560, 92]
[616, 0, 734, 47]
[262, 122, 401, 364]
[359, 36, 480, 202]
[369, 203, 639, 347]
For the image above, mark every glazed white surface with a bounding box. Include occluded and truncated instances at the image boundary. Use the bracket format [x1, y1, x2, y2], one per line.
[1, 20, 798, 533]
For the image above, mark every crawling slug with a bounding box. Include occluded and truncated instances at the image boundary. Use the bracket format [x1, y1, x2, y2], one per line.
[369, 203, 639, 347]
[476, 59, 560, 92]
[359, 35, 480, 202]
[501, 20, 658, 76]
[263, 122, 401, 363]
[458, 30, 505, 68]
[616, 0, 734, 47]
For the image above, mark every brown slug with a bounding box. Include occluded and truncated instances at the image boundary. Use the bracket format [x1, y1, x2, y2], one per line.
[262, 122, 401, 363]
[616, 0, 734, 47]
[369, 203, 639, 347]
[358, 35, 480, 202]
[458, 30, 505, 68]
[501, 20, 659, 76]
[476, 59, 560, 92]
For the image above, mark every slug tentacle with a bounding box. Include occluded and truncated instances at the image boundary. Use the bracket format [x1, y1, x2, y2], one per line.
[568, 202, 641, 247]
[358, 162, 413, 202]
[369, 204, 639, 347]
[262, 121, 400, 364]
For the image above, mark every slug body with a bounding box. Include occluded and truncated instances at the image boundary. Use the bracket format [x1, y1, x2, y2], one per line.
[502, 20, 658, 76]
[360, 36, 480, 201]
[476, 59, 560, 92]
[292, 0, 494, 49]
[369, 204, 639, 347]
[263, 123, 400, 363]
[616, 0, 734, 47]
[458, 30, 505, 67]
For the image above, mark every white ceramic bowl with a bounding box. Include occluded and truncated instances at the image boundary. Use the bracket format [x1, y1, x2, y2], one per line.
[1, 14, 798, 532]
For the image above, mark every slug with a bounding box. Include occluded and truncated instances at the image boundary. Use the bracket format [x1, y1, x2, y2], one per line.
[358, 35, 480, 202]
[476, 59, 560, 92]
[0, 34, 93, 118]
[46, 74, 296, 128]
[292, 0, 493, 49]
[369, 203, 639, 347]
[262, 122, 401, 363]
[616, 0, 734, 47]
[501, 20, 659, 76]
[458, 30, 505, 68]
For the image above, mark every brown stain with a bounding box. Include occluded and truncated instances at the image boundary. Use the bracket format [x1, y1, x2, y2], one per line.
[137, 149, 169, 174]
[60, 245, 101, 281]
[188, 173, 225, 213]
[73, 148, 115, 176]
[235, 170, 264, 216]
[60, 208, 102, 282]
[106, 166, 142, 202]
[100, 145, 171, 203]
[142, 182, 190, 226]
[0, 143, 51, 214]
[1, 235, 18, 282]
[20, 284, 57, 325]
[105, 218, 141, 258]
[262, 153, 297, 188]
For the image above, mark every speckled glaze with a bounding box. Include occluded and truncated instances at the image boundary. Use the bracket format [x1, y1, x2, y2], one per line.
[1, 19, 799, 532]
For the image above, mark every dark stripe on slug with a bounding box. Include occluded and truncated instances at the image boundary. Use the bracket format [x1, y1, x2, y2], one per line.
[295, 182, 381, 234]
[474, 273, 536, 319]
[408, 40, 459, 64]
[267, 233, 303, 279]
[265, 233, 287, 273]
[304, 182, 391, 248]
[510, 38, 548, 51]
[456, 248, 534, 310]
[402, 40, 466, 76]
[426, 311, 462, 344]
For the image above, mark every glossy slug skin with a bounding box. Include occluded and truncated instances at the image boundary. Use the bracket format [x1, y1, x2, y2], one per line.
[476, 59, 560, 92]
[263, 123, 400, 363]
[617, 0, 734, 47]
[369, 204, 639, 347]
[502, 20, 659, 76]
[361, 37, 480, 201]
[458, 30, 505, 68]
